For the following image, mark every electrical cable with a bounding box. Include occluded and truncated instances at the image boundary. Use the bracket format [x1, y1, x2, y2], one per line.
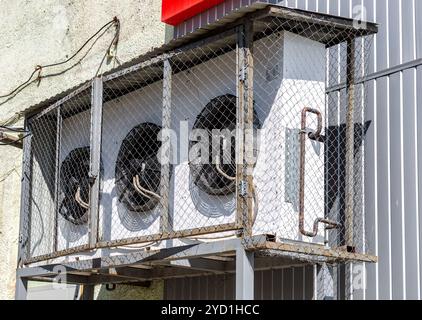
[75, 186, 90, 210]
[215, 157, 236, 182]
[96, 18, 121, 76]
[0, 18, 119, 100]
[133, 174, 162, 201]
[118, 241, 160, 249]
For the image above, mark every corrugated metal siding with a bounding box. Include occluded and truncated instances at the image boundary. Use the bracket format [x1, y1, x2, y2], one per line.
[164, 266, 314, 300]
[165, 0, 422, 300]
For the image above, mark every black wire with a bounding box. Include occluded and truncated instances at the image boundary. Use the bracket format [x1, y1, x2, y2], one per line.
[96, 19, 121, 76]
[0, 125, 27, 133]
[0, 18, 118, 100]
[0, 133, 30, 146]
[41, 20, 116, 69]
[0, 69, 39, 98]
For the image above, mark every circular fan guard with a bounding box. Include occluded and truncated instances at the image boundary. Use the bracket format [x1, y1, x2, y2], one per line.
[115, 123, 165, 213]
[189, 94, 261, 195]
[59, 147, 90, 225]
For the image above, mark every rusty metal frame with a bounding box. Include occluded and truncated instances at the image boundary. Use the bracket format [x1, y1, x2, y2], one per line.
[344, 39, 356, 249]
[17, 234, 377, 290]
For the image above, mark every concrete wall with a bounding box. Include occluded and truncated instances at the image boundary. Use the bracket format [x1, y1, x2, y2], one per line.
[0, 0, 167, 300]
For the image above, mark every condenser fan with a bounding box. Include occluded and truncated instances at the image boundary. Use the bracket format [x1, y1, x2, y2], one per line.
[189, 94, 261, 195]
[59, 147, 91, 225]
[115, 123, 165, 213]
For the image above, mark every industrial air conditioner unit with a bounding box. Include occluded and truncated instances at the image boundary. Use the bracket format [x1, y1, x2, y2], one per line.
[26, 32, 329, 260]
[22, 5, 375, 265]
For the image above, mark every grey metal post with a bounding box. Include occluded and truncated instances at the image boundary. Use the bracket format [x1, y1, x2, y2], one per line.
[235, 246, 254, 300]
[16, 120, 32, 300]
[17, 120, 32, 267]
[160, 58, 172, 234]
[89, 77, 103, 247]
[15, 275, 28, 300]
[53, 107, 62, 252]
[315, 263, 335, 300]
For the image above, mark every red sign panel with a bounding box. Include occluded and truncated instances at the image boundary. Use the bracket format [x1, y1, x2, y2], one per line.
[162, 0, 225, 26]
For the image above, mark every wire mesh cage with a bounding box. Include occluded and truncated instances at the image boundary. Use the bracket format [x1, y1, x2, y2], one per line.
[22, 84, 92, 262]
[98, 60, 166, 246]
[19, 5, 377, 266]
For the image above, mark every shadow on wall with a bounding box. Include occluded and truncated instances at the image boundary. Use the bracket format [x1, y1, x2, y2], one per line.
[95, 280, 164, 300]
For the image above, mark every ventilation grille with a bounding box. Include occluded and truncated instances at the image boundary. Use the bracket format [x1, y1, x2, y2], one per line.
[59, 147, 90, 225]
[115, 123, 164, 213]
[189, 94, 261, 195]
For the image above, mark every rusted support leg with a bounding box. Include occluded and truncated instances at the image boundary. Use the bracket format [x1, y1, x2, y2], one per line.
[236, 21, 254, 237]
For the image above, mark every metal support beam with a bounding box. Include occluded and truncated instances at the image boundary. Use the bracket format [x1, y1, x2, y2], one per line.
[15, 274, 28, 300]
[236, 25, 246, 231]
[156, 258, 228, 274]
[160, 58, 172, 233]
[315, 263, 335, 300]
[89, 77, 103, 247]
[17, 121, 32, 267]
[235, 247, 254, 300]
[244, 21, 255, 237]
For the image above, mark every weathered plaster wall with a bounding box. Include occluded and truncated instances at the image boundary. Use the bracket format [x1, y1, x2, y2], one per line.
[0, 148, 22, 300]
[0, 0, 167, 300]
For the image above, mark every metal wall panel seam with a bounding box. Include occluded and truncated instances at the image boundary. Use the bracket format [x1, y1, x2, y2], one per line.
[399, 71, 406, 299]
[386, 75, 393, 300]
[414, 68, 421, 299]
[371, 2, 379, 300]
[374, 78, 379, 300]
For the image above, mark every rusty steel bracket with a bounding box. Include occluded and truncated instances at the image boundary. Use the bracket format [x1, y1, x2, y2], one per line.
[299, 107, 341, 238]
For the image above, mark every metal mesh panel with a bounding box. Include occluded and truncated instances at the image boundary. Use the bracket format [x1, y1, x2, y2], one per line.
[169, 35, 241, 238]
[99, 61, 165, 245]
[26, 111, 57, 259]
[24, 85, 92, 261]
